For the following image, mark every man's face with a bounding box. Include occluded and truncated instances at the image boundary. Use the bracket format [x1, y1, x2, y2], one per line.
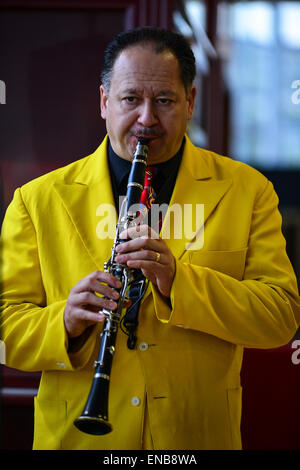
[100, 44, 196, 163]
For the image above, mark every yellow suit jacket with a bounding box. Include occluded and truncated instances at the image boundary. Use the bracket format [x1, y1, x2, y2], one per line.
[1, 136, 300, 450]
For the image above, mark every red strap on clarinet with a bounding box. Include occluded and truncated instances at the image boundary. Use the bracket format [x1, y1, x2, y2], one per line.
[140, 166, 155, 209]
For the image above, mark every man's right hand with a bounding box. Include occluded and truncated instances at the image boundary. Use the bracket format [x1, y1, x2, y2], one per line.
[64, 270, 122, 338]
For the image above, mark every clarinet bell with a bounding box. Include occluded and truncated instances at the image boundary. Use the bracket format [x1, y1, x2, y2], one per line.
[74, 414, 112, 435]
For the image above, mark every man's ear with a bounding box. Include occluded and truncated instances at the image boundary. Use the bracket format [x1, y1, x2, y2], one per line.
[187, 85, 197, 120]
[100, 85, 108, 119]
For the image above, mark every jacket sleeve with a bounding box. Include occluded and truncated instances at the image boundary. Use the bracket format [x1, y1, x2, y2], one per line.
[1, 187, 96, 372]
[152, 180, 300, 348]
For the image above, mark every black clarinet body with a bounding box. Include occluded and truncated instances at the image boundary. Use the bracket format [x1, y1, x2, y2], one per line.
[74, 137, 149, 435]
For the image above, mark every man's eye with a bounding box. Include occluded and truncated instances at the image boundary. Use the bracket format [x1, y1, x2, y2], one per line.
[157, 98, 172, 105]
[124, 97, 137, 103]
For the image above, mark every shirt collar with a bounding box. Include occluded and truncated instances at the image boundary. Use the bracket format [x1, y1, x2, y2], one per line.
[107, 140, 132, 189]
[107, 137, 185, 185]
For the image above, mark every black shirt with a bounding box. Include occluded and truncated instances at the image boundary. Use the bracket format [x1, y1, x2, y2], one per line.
[107, 137, 185, 212]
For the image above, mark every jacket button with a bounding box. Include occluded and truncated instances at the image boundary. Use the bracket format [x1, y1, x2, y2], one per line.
[139, 342, 149, 351]
[131, 396, 141, 407]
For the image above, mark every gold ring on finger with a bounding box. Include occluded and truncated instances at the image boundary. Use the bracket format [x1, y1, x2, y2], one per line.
[155, 251, 161, 263]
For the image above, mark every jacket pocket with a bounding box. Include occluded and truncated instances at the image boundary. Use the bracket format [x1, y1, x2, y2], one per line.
[188, 248, 248, 280]
[33, 396, 67, 450]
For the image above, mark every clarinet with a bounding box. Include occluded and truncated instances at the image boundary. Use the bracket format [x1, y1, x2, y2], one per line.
[74, 137, 149, 435]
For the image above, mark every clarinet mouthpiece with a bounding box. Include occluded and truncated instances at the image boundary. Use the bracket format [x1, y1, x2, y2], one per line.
[137, 137, 149, 145]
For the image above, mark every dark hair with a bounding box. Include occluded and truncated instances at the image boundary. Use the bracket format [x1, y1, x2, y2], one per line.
[101, 27, 196, 95]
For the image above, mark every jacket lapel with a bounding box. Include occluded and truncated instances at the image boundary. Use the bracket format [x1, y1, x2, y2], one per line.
[53, 137, 117, 270]
[161, 137, 232, 259]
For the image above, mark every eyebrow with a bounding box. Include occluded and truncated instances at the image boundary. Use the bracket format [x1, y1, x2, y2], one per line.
[120, 88, 177, 98]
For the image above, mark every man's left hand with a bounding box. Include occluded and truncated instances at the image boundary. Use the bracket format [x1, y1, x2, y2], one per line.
[115, 224, 176, 298]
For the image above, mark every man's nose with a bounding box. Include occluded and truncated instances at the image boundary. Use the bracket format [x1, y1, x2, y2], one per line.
[137, 101, 158, 127]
